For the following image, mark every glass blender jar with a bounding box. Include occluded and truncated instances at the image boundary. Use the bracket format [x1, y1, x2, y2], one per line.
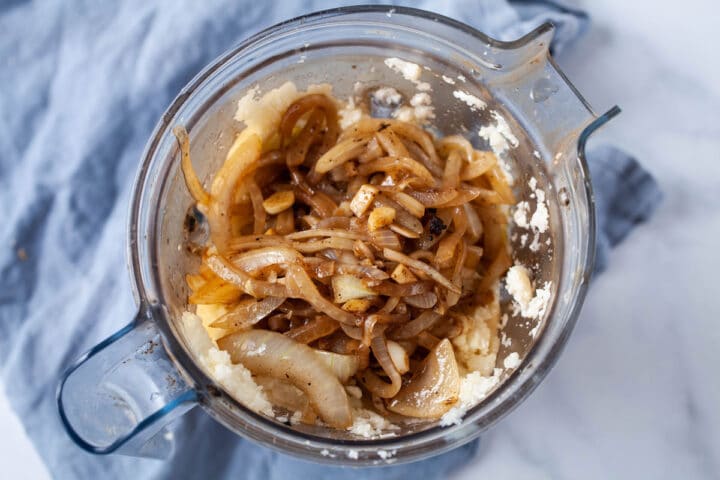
[57, 5, 618, 465]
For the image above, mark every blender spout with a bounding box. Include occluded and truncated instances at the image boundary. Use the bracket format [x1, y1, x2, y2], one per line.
[480, 22, 619, 157]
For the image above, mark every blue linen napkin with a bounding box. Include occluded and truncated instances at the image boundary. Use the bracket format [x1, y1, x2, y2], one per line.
[0, 1, 660, 479]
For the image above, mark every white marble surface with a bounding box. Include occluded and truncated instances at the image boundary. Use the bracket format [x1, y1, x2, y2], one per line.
[1, 0, 718, 478]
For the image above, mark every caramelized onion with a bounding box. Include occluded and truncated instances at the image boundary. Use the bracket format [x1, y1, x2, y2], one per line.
[210, 296, 286, 331]
[434, 187, 482, 207]
[486, 165, 515, 204]
[358, 156, 434, 186]
[228, 235, 291, 251]
[442, 150, 462, 189]
[230, 246, 303, 274]
[463, 203, 483, 243]
[274, 208, 295, 235]
[405, 291, 438, 309]
[382, 190, 425, 218]
[389, 311, 441, 340]
[284, 109, 324, 167]
[408, 188, 459, 207]
[189, 277, 243, 305]
[335, 263, 389, 281]
[374, 195, 423, 236]
[368, 228, 402, 250]
[218, 330, 352, 427]
[379, 296, 401, 313]
[206, 254, 288, 298]
[417, 331, 441, 350]
[339, 322, 363, 341]
[375, 129, 410, 157]
[293, 237, 356, 253]
[173, 126, 211, 206]
[371, 280, 434, 297]
[382, 248, 461, 294]
[179, 88, 518, 427]
[435, 207, 468, 268]
[306, 259, 335, 279]
[285, 315, 339, 343]
[284, 266, 360, 325]
[460, 150, 496, 180]
[437, 135, 474, 162]
[293, 187, 338, 217]
[386, 339, 460, 418]
[286, 229, 368, 241]
[360, 334, 402, 398]
[314, 136, 371, 173]
[386, 340, 410, 374]
[247, 179, 266, 235]
[206, 132, 262, 252]
[316, 216, 351, 229]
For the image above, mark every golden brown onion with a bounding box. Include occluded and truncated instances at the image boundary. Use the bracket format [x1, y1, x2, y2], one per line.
[382, 248, 461, 294]
[209, 296, 286, 332]
[284, 266, 360, 326]
[285, 315, 339, 344]
[206, 254, 288, 298]
[388, 311, 441, 340]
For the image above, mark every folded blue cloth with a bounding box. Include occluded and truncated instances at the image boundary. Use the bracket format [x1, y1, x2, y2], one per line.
[0, 1, 660, 479]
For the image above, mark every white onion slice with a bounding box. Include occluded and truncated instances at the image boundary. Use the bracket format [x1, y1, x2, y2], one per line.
[386, 339, 460, 418]
[386, 340, 410, 374]
[218, 329, 352, 428]
[314, 350, 360, 383]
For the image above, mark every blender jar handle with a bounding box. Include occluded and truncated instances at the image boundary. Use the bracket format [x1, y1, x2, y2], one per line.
[56, 304, 198, 458]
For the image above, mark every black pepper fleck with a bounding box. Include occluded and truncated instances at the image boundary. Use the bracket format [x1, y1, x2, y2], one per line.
[428, 216, 447, 236]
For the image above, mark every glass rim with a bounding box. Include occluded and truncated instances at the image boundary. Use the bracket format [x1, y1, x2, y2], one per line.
[126, 4, 616, 464]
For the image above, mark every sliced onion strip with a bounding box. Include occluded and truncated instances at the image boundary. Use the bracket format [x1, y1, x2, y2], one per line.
[210, 296, 286, 331]
[284, 265, 360, 325]
[285, 316, 339, 344]
[206, 254, 288, 298]
[173, 126, 211, 206]
[359, 334, 402, 398]
[389, 311, 441, 340]
[382, 248, 460, 294]
[218, 330, 352, 428]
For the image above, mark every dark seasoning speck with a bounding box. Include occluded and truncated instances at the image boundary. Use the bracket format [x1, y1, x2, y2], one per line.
[423, 208, 447, 236]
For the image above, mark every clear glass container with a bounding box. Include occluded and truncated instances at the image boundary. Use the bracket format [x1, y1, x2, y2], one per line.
[57, 5, 618, 465]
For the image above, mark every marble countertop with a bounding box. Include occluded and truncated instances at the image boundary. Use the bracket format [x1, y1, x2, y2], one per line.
[1, 0, 718, 478]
